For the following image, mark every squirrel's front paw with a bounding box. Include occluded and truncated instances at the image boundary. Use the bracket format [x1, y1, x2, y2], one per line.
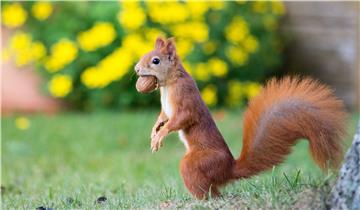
[151, 129, 157, 139]
[151, 130, 166, 153]
[151, 135, 162, 153]
[151, 121, 167, 139]
[156, 121, 166, 132]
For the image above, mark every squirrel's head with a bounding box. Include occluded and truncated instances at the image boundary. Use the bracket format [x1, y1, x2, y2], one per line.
[135, 36, 179, 86]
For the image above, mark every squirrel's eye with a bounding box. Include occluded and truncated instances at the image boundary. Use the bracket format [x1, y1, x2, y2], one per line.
[152, 58, 160, 65]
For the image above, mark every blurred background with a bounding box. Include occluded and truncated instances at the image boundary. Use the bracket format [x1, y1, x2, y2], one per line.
[1, 1, 359, 113]
[1, 1, 359, 209]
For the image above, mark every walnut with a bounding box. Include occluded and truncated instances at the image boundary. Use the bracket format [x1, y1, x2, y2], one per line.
[136, 76, 158, 93]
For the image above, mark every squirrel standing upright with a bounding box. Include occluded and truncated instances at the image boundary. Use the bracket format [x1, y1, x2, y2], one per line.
[134, 37, 347, 199]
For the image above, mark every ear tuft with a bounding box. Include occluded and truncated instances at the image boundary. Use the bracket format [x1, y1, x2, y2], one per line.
[155, 36, 166, 49]
[167, 37, 176, 44]
[165, 37, 176, 59]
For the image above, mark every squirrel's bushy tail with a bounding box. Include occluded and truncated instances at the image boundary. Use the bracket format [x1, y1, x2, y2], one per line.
[233, 76, 347, 179]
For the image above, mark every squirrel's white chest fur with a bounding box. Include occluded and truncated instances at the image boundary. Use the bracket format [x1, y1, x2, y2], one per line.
[160, 87, 173, 117]
[160, 87, 189, 150]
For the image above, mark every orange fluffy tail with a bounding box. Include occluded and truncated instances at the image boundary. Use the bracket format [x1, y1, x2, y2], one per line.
[233, 76, 347, 179]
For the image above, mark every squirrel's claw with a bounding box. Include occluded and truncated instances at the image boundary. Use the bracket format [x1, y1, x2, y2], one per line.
[150, 126, 168, 153]
[151, 133, 165, 153]
[151, 142, 159, 153]
[151, 137, 159, 153]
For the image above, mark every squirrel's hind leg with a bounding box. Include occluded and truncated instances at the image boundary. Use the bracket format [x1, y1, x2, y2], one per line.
[180, 166, 220, 199]
[180, 154, 221, 199]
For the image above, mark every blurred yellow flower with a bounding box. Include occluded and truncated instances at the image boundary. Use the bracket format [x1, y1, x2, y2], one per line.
[45, 39, 78, 72]
[144, 28, 165, 42]
[99, 48, 132, 79]
[201, 85, 217, 106]
[10, 31, 32, 51]
[227, 81, 261, 107]
[176, 39, 193, 58]
[172, 22, 208, 43]
[186, 1, 210, 20]
[246, 82, 261, 99]
[264, 15, 278, 31]
[209, 1, 225, 10]
[31, 41, 46, 60]
[81, 48, 133, 89]
[252, 1, 268, 13]
[182, 61, 193, 76]
[243, 35, 259, 53]
[118, 2, 146, 30]
[77, 22, 116, 51]
[194, 63, 210, 81]
[226, 46, 248, 66]
[15, 117, 30, 130]
[32, 2, 53, 21]
[208, 58, 228, 77]
[9, 32, 46, 67]
[272, 1, 285, 15]
[1, 3, 27, 28]
[48, 74, 73, 97]
[121, 1, 139, 10]
[225, 16, 249, 44]
[15, 50, 32, 67]
[227, 80, 245, 107]
[81, 67, 104, 89]
[147, 2, 189, 24]
[202, 41, 216, 55]
[10, 32, 32, 66]
[122, 34, 152, 59]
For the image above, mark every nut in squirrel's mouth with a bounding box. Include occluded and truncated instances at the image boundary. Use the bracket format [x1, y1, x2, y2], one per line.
[140, 74, 159, 88]
[150, 76, 159, 90]
[138, 75, 159, 91]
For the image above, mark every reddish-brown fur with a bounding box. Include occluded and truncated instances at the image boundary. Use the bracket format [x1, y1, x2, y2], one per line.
[135, 37, 347, 199]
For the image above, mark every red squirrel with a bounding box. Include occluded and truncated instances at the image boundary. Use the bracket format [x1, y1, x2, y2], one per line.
[134, 37, 347, 199]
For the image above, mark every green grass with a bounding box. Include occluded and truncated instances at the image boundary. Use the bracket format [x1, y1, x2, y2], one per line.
[2, 111, 359, 209]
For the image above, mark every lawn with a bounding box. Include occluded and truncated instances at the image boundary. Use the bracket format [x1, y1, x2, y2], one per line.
[1, 110, 359, 209]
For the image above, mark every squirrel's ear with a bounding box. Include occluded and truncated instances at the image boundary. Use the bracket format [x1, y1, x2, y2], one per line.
[155, 36, 166, 50]
[165, 37, 176, 60]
